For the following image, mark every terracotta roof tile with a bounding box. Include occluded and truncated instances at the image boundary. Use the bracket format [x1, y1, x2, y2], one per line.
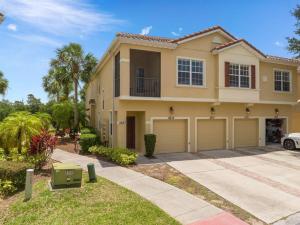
[171, 26, 237, 43]
[266, 55, 300, 64]
[116, 32, 173, 43]
[116, 27, 298, 65]
[212, 39, 266, 58]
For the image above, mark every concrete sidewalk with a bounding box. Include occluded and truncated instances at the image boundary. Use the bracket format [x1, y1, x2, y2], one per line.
[52, 149, 247, 225]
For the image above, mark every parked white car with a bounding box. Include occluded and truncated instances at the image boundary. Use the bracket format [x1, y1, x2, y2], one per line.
[281, 133, 300, 150]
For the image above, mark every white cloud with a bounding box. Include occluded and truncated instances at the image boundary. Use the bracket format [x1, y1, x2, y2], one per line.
[140, 26, 152, 35]
[171, 31, 179, 36]
[171, 27, 183, 37]
[0, 0, 125, 35]
[10, 34, 62, 47]
[7, 23, 17, 31]
[275, 41, 284, 47]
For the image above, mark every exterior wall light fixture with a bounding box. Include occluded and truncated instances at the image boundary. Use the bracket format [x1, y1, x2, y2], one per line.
[169, 106, 175, 120]
[275, 108, 279, 118]
[245, 107, 250, 117]
[210, 107, 215, 119]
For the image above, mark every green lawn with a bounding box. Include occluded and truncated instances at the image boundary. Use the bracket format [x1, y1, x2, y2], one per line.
[0, 174, 180, 225]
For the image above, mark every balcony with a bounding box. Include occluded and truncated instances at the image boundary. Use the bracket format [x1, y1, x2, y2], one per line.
[130, 77, 160, 97]
[130, 49, 161, 97]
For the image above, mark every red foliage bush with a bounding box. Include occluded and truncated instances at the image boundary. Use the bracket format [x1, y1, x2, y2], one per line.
[29, 130, 57, 156]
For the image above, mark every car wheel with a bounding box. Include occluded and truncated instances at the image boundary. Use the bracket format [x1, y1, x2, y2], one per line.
[284, 139, 296, 150]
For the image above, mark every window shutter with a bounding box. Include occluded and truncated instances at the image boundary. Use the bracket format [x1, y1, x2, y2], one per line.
[225, 62, 230, 87]
[251, 65, 256, 89]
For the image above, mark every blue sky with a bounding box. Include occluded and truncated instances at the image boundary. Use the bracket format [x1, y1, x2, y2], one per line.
[0, 0, 298, 102]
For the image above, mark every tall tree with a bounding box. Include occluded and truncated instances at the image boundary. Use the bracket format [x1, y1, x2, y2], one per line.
[51, 43, 96, 130]
[42, 70, 62, 102]
[0, 71, 8, 96]
[27, 94, 42, 113]
[287, 5, 300, 58]
[80, 53, 97, 101]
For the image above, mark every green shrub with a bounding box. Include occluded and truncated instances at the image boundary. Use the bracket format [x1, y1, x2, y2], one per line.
[0, 161, 32, 195]
[79, 133, 99, 154]
[89, 146, 138, 166]
[81, 127, 95, 134]
[0, 180, 16, 196]
[144, 134, 156, 157]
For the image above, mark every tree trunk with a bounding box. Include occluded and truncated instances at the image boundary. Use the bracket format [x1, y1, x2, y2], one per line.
[64, 85, 69, 100]
[73, 79, 79, 131]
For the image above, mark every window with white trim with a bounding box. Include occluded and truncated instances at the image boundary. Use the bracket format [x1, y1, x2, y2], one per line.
[177, 58, 204, 86]
[229, 63, 250, 88]
[274, 70, 291, 92]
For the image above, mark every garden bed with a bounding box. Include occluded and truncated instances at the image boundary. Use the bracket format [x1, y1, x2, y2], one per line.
[56, 138, 78, 154]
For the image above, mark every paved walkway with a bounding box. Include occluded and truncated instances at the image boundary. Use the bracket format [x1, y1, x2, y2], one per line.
[153, 149, 300, 224]
[52, 149, 247, 225]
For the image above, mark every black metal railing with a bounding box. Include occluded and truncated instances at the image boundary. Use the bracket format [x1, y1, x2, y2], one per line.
[130, 77, 160, 97]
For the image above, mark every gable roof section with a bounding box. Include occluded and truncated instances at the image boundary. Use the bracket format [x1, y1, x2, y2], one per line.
[116, 26, 237, 44]
[212, 39, 266, 58]
[171, 26, 237, 43]
[91, 26, 299, 82]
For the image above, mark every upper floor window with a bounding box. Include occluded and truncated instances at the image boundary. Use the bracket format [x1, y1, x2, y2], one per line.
[274, 70, 291, 92]
[177, 58, 204, 87]
[229, 63, 250, 88]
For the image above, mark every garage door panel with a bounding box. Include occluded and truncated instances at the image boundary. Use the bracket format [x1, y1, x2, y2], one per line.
[197, 119, 226, 150]
[154, 120, 187, 153]
[234, 119, 258, 148]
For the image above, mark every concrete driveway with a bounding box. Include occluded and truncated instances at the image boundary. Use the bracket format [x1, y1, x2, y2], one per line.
[156, 147, 300, 224]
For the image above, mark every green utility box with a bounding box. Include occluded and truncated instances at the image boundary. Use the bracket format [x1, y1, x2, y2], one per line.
[51, 163, 82, 189]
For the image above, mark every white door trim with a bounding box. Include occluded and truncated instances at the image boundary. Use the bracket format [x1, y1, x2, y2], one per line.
[150, 117, 191, 152]
[195, 117, 229, 151]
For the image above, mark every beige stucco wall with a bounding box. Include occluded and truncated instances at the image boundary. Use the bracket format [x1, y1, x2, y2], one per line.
[118, 34, 299, 103]
[115, 100, 293, 152]
[260, 62, 298, 102]
[86, 31, 300, 150]
[119, 33, 233, 100]
[86, 56, 115, 143]
[218, 45, 260, 103]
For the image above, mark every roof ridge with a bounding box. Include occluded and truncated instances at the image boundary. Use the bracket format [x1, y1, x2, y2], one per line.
[116, 32, 174, 42]
[212, 39, 266, 58]
[171, 25, 237, 43]
[212, 39, 242, 50]
[266, 55, 300, 63]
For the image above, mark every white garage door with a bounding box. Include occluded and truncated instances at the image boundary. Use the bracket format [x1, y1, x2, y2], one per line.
[197, 119, 226, 150]
[234, 118, 258, 148]
[153, 120, 187, 153]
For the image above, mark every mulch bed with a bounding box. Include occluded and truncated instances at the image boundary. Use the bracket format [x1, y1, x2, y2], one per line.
[56, 137, 79, 154]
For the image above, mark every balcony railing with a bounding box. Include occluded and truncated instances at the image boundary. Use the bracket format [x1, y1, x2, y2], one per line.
[130, 77, 160, 97]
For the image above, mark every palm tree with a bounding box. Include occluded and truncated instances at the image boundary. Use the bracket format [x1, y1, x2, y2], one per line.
[49, 59, 73, 100]
[43, 71, 61, 102]
[0, 111, 43, 154]
[55, 43, 82, 130]
[53, 43, 96, 130]
[0, 71, 8, 96]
